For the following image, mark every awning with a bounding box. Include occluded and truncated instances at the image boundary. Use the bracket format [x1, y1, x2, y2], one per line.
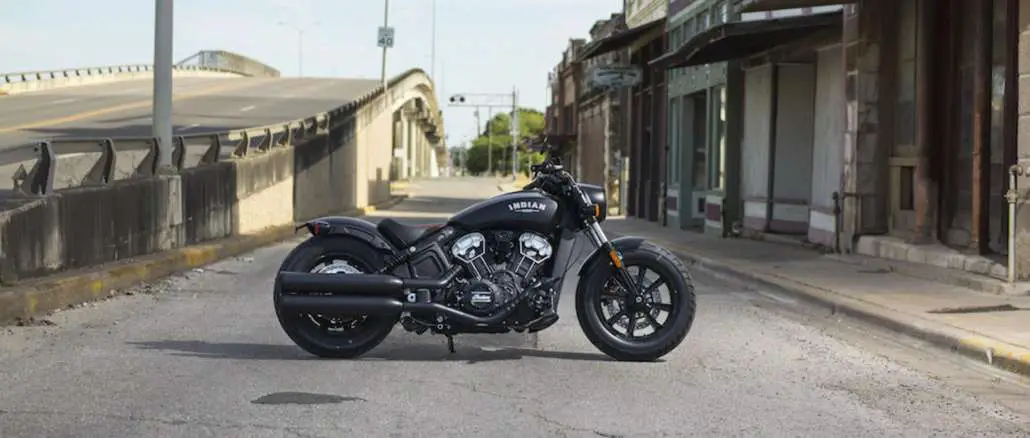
[650, 10, 842, 69]
[738, 0, 855, 13]
[576, 18, 666, 62]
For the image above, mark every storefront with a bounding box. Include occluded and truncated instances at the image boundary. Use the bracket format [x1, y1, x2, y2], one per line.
[653, 6, 843, 241]
[659, 0, 734, 233]
[577, 16, 667, 222]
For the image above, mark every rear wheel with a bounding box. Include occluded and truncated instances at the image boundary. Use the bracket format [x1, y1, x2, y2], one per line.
[274, 236, 397, 359]
[575, 241, 696, 362]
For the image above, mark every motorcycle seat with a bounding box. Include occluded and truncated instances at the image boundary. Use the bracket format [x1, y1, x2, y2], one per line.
[377, 218, 429, 248]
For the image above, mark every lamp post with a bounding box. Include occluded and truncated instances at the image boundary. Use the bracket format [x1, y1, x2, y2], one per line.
[278, 20, 320, 77]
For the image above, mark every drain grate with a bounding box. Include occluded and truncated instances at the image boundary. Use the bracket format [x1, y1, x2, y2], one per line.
[926, 304, 1023, 314]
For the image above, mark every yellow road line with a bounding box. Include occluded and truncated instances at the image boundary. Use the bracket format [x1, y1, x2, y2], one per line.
[0, 78, 265, 133]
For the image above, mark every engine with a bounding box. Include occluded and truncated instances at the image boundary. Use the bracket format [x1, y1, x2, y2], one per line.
[449, 231, 553, 315]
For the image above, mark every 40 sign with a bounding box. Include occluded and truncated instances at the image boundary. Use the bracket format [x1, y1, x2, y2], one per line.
[377, 26, 395, 48]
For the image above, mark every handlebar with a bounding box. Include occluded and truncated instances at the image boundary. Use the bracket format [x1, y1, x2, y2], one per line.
[525, 158, 570, 192]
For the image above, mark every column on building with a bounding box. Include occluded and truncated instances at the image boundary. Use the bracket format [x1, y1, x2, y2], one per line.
[839, 1, 889, 251]
[1011, 0, 1028, 278]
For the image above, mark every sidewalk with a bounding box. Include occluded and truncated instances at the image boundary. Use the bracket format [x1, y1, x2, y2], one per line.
[603, 217, 1030, 378]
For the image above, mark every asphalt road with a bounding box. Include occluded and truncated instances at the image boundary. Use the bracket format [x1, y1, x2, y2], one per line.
[1, 177, 1029, 437]
[0, 76, 380, 168]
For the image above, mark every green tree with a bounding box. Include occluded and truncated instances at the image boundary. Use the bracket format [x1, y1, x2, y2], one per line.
[464, 107, 547, 175]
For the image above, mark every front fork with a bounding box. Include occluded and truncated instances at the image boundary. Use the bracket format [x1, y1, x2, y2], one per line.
[584, 220, 642, 297]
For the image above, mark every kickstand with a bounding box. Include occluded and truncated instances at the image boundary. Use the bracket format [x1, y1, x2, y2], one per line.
[446, 334, 456, 353]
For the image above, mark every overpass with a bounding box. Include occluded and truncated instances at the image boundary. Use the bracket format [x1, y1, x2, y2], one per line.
[0, 50, 447, 318]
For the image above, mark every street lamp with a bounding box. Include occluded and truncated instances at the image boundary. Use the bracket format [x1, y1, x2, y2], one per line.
[278, 20, 320, 77]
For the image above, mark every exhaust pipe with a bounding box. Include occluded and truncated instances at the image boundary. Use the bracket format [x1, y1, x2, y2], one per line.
[277, 272, 404, 296]
[277, 265, 515, 326]
[279, 294, 405, 314]
[276, 265, 463, 296]
[278, 294, 518, 327]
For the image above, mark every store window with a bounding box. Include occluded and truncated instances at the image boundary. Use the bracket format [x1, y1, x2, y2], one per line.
[709, 85, 726, 190]
[668, 97, 681, 184]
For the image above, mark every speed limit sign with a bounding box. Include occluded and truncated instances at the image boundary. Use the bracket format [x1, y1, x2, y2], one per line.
[377, 26, 395, 48]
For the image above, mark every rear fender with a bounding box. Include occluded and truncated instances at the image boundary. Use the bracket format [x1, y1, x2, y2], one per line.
[296, 216, 395, 253]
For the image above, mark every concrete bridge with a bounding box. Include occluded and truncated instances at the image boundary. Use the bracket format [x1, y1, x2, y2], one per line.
[0, 50, 446, 316]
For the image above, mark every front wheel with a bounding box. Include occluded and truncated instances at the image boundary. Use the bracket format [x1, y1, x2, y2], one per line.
[575, 241, 697, 362]
[273, 236, 397, 359]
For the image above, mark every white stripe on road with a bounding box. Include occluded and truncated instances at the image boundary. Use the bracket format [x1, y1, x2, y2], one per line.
[51, 98, 77, 104]
[239, 105, 256, 112]
[180, 123, 201, 131]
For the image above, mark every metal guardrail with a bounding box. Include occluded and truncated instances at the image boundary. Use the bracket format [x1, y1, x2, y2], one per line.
[9, 67, 443, 197]
[1, 49, 280, 85]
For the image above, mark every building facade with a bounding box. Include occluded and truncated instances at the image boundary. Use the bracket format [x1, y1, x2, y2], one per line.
[578, 14, 629, 215]
[544, 39, 587, 167]
[720, 0, 1023, 280]
[664, 0, 737, 234]
[624, 0, 669, 223]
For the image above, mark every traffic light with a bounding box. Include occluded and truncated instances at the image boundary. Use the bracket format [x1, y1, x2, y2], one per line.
[449, 95, 465, 103]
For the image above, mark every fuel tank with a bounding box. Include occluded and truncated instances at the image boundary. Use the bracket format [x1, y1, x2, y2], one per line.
[449, 190, 560, 233]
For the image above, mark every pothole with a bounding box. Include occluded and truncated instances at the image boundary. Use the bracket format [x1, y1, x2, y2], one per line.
[251, 392, 366, 405]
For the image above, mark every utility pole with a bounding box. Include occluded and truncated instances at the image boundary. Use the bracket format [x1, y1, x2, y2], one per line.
[510, 86, 519, 181]
[153, 0, 174, 170]
[447, 92, 518, 178]
[486, 107, 493, 175]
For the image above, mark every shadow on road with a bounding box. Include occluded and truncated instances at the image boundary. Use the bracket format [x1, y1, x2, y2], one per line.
[125, 339, 616, 364]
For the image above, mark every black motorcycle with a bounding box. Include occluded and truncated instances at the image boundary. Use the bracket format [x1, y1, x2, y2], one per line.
[273, 158, 696, 361]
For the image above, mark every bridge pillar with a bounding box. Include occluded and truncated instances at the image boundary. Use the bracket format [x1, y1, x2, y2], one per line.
[394, 112, 409, 181]
[407, 116, 417, 178]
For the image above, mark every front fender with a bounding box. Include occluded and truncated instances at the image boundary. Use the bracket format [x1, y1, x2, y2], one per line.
[576, 235, 649, 278]
[296, 216, 395, 252]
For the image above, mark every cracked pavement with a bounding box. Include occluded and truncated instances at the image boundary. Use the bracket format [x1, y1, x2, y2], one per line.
[1, 177, 1029, 437]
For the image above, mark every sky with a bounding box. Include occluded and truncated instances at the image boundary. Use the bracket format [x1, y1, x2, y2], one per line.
[0, 0, 624, 148]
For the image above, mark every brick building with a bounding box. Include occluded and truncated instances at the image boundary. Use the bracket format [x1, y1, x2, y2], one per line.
[577, 14, 629, 215]
[543, 39, 587, 168]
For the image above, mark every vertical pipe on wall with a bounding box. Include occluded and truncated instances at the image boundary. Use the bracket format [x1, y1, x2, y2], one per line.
[971, 0, 994, 254]
[912, 0, 935, 243]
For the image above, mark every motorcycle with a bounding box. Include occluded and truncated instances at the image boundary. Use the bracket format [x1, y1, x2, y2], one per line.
[273, 157, 697, 361]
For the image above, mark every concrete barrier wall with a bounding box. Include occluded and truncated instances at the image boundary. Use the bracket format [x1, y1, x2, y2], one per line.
[0, 176, 183, 283]
[0, 69, 244, 96]
[181, 162, 237, 245]
[292, 116, 359, 221]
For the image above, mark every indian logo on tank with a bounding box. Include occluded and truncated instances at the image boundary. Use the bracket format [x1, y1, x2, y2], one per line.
[507, 201, 545, 213]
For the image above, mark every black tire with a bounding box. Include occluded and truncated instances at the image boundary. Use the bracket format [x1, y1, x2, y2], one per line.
[575, 241, 696, 362]
[273, 236, 397, 359]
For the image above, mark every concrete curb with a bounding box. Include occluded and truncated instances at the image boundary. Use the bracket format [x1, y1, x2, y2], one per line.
[0, 194, 408, 326]
[609, 231, 1030, 379]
